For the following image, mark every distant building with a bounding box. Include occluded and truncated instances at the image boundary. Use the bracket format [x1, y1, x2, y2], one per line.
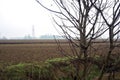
[40, 35, 64, 39]
[24, 34, 32, 39]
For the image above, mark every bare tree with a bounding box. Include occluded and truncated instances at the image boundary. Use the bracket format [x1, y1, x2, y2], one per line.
[92, 0, 120, 80]
[36, 0, 119, 80]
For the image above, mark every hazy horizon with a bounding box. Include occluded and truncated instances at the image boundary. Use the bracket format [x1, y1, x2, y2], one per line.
[0, 0, 59, 39]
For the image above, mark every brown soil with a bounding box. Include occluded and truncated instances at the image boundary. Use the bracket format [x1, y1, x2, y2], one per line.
[0, 42, 71, 63]
[0, 39, 120, 64]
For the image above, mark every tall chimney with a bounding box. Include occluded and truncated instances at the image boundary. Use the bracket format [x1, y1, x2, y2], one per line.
[32, 25, 35, 39]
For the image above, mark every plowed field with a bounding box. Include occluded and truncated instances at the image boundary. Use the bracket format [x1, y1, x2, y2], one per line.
[0, 39, 120, 63]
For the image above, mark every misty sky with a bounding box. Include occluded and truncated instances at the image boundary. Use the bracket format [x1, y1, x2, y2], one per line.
[0, 0, 58, 39]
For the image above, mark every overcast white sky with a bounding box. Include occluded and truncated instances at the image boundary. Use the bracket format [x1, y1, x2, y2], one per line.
[0, 0, 58, 39]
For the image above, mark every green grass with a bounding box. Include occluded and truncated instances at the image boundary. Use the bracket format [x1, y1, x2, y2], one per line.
[2, 57, 119, 80]
[3, 62, 56, 80]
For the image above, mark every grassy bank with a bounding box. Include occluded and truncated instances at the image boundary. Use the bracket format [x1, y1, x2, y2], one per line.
[0, 57, 99, 80]
[0, 57, 120, 80]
